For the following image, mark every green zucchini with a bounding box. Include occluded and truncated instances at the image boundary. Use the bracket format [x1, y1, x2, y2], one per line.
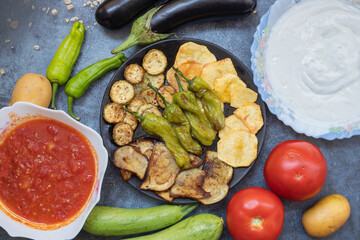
[82, 204, 197, 236]
[123, 213, 223, 240]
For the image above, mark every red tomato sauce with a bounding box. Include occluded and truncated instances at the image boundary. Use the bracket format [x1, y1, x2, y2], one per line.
[0, 118, 96, 227]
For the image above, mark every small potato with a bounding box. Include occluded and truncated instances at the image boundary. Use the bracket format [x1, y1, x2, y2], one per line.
[10, 73, 52, 108]
[302, 194, 351, 238]
[142, 49, 167, 75]
[110, 80, 135, 104]
[103, 102, 125, 124]
[156, 85, 176, 108]
[124, 64, 144, 84]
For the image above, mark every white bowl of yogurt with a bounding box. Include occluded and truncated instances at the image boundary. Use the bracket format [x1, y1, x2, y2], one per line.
[251, 0, 360, 140]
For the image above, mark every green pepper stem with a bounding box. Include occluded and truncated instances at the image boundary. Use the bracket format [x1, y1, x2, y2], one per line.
[67, 96, 80, 121]
[175, 74, 184, 92]
[50, 82, 59, 109]
[172, 67, 192, 84]
[123, 106, 144, 121]
[147, 84, 169, 107]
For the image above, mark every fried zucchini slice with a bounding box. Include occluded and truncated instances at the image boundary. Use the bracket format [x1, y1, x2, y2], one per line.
[156, 190, 175, 202]
[103, 102, 125, 124]
[130, 138, 155, 160]
[138, 104, 159, 117]
[110, 80, 135, 104]
[143, 107, 162, 116]
[120, 169, 133, 181]
[113, 146, 148, 180]
[141, 143, 180, 191]
[144, 72, 165, 89]
[127, 97, 145, 112]
[170, 168, 210, 199]
[124, 63, 145, 84]
[142, 49, 167, 75]
[198, 151, 233, 205]
[140, 87, 158, 106]
[123, 111, 138, 130]
[112, 122, 133, 146]
[156, 85, 176, 108]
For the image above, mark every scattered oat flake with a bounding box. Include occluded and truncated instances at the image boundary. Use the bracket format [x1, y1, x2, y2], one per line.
[253, 10, 257, 14]
[65, 18, 70, 22]
[46, 7, 50, 14]
[51, 9, 58, 16]
[7, 18, 11, 22]
[67, 4, 74, 10]
[24, 0, 30, 4]
[79, 20, 84, 24]
[64, 0, 72, 4]
[94, 22, 97, 26]
[90, 4, 94, 8]
[29, 22, 32, 28]
[1, 69, 5, 75]
[86, 1, 91, 6]
[93, 1, 98, 6]
[70, 17, 79, 22]
[34, 45, 40, 51]
[32, 5, 35, 10]
[5, 40, 11, 43]
[42, 7, 47, 11]
[87, 25, 90, 28]
[10, 21, 19, 29]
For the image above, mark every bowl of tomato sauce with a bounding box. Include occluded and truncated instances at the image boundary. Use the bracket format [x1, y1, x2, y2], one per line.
[0, 102, 108, 240]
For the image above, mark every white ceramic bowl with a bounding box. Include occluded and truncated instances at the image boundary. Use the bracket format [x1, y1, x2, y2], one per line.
[0, 102, 108, 240]
[251, 0, 360, 140]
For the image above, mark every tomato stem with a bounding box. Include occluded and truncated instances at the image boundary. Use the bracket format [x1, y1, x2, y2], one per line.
[251, 217, 264, 228]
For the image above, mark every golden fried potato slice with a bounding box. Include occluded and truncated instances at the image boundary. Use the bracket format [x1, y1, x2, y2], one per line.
[141, 143, 180, 191]
[156, 190, 175, 202]
[230, 85, 258, 109]
[127, 97, 145, 112]
[103, 102, 125, 124]
[140, 87, 158, 106]
[143, 72, 165, 89]
[156, 85, 176, 108]
[113, 146, 148, 180]
[214, 73, 247, 103]
[112, 122, 133, 146]
[124, 63, 145, 84]
[170, 168, 210, 199]
[110, 80, 135, 104]
[123, 111, 138, 130]
[219, 114, 248, 139]
[174, 42, 216, 67]
[120, 169, 133, 181]
[166, 67, 189, 92]
[142, 49, 167, 75]
[217, 129, 258, 167]
[200, 58, 237, 89]
[234, 102, 264, 134]
[130, 138, 155, 160]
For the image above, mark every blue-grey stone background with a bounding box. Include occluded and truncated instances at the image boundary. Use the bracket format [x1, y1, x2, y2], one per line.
[0, 0, 359, 239]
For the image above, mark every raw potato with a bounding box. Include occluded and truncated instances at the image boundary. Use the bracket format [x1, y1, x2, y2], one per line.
[156, 85, 176, 108]
[110, 80, 135, 104]
[103, 102, 125, 124]
[142, 49, 167, 75]
[124, 64, 144, 84]
[10, 73, 52, 108]
[302, 194, 351, 238]
[112, 122, 133, 146]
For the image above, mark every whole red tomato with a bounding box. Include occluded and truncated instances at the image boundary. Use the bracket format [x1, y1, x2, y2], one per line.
[226, 187, 285, 240]
[264, 140, 327, 201]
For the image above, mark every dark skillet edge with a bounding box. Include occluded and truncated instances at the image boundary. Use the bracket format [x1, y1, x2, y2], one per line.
[99, 37, 267, 204]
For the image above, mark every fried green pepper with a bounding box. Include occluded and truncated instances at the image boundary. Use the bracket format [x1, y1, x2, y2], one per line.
[173, 68, 225, 131]
[148, 84, 202, 156]
[172, 74, 216, 146]
[124, 107, 191, 169]
[65, 53, 127, 120]
[47, 22, 85, 109]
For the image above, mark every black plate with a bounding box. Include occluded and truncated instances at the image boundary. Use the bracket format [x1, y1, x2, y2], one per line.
[100, 38, 267, 204]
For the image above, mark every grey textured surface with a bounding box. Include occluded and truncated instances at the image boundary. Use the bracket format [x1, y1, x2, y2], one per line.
[0, 0, 359, 239]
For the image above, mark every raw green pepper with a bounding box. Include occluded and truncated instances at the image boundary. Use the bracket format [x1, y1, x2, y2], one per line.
[124, 107, 191, 169]
[65, 53, 127, 120]
[173, 74, 217, 146]
[148, 84, 202, 156]
[46, 22, 85, 109]
[173, 67, 225, 131]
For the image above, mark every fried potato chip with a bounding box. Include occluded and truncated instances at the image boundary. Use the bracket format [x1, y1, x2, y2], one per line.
[230, 84, 258, 108]
[217, 129, 258, 167]
[167, 61, 202, 92]
[174, 42, 217, 67]
[214, 73, 247, 103]
[218, 114, 248, 139]
[234, 102, 264, 134]
[200, 58, 237, 89]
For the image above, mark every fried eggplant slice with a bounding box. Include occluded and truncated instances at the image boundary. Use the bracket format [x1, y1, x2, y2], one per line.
[129, 138, 155, 160]
[189, 154, 204, 168]
[113, 146, 148, 180]
[120, 169, 133, 181]
[141, 143, 180, 191]
[156, 190, 175, 202]
[198, 150, 233, 205]
[170, 168, 210, 199]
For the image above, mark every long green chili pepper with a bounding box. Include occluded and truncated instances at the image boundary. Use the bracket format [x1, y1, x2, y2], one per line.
[46, 22, 85, 109]
[124, 107, 191, 169]
[173, 74, 217, 146]
[173, 67, 225, 131]
[65, 53, 127, 120]
[111, 6, 175, 54]
[148, 84, 202, 156]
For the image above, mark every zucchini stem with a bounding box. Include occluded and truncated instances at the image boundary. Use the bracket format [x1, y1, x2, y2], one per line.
[178, 204, 198, 217]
